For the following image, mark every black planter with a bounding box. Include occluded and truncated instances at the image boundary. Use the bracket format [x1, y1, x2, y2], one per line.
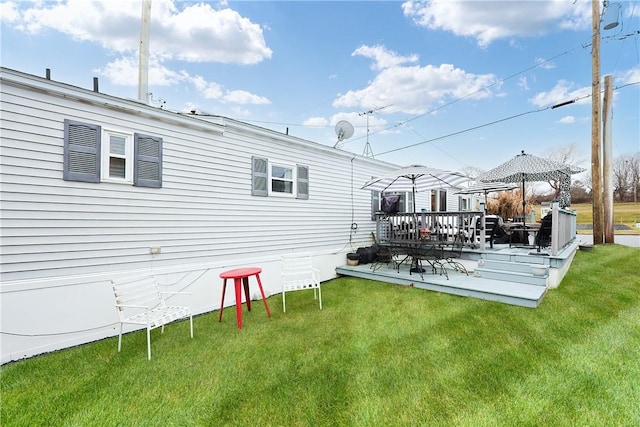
[346, 253, 360, 266]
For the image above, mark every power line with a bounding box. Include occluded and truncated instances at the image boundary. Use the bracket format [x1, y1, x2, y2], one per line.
[237, 32, 639, 143]
[376, 107, 551, 156]
[375, 81, 639, 157]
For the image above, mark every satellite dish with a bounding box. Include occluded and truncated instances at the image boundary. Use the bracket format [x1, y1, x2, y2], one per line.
[334, 120, 354, 148]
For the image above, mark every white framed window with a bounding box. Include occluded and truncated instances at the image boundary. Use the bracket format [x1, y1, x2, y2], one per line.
[430, 189, 448, 212]
[101, 129, 133, 183]
[251, 156, 309, 199]
[269, 163, 295, 196]
[371, 191, 412, 219]
[459, 196, 471, 211]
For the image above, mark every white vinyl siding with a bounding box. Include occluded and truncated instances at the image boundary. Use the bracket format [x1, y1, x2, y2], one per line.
[0, 67, 401, 363]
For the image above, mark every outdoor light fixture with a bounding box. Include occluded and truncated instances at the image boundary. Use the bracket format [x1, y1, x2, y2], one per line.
[602, 1, 621, 30]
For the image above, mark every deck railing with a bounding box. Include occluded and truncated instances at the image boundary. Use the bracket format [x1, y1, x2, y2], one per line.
[550, 202, 577, 256]
[374, 211, 487, 249]
[374, 203, 577, 256]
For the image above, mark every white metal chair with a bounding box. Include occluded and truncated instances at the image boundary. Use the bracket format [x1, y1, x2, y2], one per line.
[281, 253, 322, 313]
[111, 275, 193, 360]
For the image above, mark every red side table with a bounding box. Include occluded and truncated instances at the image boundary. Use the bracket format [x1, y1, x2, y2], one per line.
[219, 267, 271, 329]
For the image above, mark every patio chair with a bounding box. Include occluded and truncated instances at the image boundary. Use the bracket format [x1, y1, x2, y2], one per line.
[535, 213, 553, 249]
[409, 242, 449, 280]
[281, 253, 322, 313]
[464, 215, 479, 246]
[484, 215, 502, 248]
[466, 215, 501, 248]
[111, 275, 193, 360]
[440, 232, 469, 275]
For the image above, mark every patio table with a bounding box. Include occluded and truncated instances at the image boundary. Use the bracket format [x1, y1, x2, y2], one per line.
[386, 239, 450, 280]
[508, 225, 540, 249]
[218, 267, 271, 329]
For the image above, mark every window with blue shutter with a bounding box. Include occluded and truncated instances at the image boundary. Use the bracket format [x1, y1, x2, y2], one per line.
[63, 119, 101, 183]
[134, 133, 162, 188]
[252, 156, 268, 196]
[252, 157, 309, 199]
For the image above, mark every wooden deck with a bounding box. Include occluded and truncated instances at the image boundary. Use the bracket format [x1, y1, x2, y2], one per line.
[335, 240, 580, 308]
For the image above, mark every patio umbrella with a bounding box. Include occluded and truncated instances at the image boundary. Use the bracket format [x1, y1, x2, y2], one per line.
[454, 181, 520, 209]
[361, 164, 469, 213]
[477, 151, 584, 219]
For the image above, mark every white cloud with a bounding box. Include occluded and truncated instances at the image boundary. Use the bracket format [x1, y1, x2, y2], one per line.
[97, 55, 185, 86]
[18, 0, 276, 107]
[190, 75, 225, 100]
[159, 5, 272, 64]
[303, 117, 329, 127]
[628, 6, 640, 18]
[223, 90, 270, 105]
[618, 65, 640, 86]
[5, 0, 272, 64]
[334, 47, 498, 115]
[0, 1, 20, 23]
[402, 0, 590, 47]
[530, 79, 589, 108]
[535, 57, 556, 70]
[558, 116, 576, 124]
[97, 56, 270, 106]
[518, 76, 529, 91]
[352, 45, 419, 71]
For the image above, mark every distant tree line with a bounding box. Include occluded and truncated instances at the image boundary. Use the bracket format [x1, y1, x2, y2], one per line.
[475, 145, 638, 215]
[573, 152, 640, 203]
[539, 146, 639, 204]
[612, 153, 640, 202]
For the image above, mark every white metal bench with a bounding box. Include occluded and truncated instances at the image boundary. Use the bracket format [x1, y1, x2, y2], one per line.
[111, 275, 193, 360]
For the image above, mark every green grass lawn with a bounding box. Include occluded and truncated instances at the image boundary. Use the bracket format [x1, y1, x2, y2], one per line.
[2, 245, 639, 426]
[569, 202, 639, 235]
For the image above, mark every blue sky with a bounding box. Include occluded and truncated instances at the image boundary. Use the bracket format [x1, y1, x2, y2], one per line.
[1, 0, 639, 177]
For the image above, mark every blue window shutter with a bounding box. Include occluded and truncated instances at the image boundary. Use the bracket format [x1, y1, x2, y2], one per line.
[252, 156, 268, 196]
[134, 133, 162, 188]
[296, 165, 309, 199]
[63, 119, 101, 182]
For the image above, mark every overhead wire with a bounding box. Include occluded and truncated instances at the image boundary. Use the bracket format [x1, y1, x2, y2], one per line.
[237, 30, 639, 156]
[375, 81, 639, 157]
[355, 31, 639, 147]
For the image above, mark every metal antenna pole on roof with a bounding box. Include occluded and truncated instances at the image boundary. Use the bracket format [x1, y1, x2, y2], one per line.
[359, 105, 390, 158]
[137, 0, 152, 104]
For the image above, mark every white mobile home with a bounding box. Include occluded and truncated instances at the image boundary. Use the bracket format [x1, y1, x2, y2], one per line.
[1, 67, 432, 363]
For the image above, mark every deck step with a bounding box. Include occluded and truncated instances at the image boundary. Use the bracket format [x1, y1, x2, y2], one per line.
[479, 259, 547, 273]
[474, 258, 548, 287]
[335, 264, 546, 308]
[474, 267, 548, 286]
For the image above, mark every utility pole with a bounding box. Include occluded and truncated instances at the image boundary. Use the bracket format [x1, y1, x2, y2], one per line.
[603, 75, 614, 243]
[591, 0, 604, 245]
